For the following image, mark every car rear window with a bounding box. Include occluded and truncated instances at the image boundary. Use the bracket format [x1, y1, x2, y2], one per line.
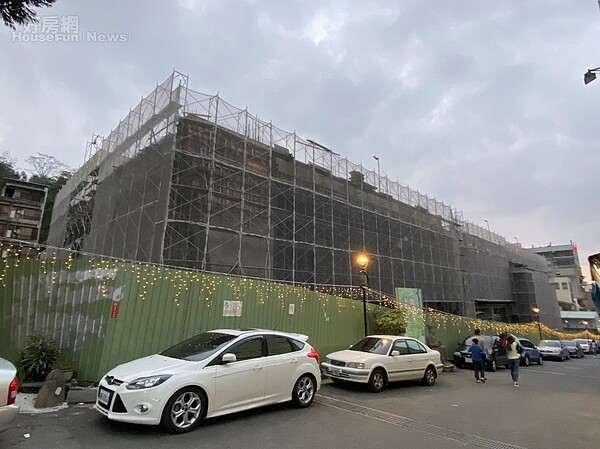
[266, 335, 302, 355]
[161, 332, 237, 361]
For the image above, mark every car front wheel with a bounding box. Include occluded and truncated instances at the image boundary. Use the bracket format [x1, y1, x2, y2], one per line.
[421, 366, 436, 386]
[162, 387, 206, 434]
[368, 368, 387, 393]
[523, 355, 530, 366]
[292, 374, 316, 408]
[537, 355, 543, 365]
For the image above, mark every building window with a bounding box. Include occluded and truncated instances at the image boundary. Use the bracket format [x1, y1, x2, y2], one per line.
[561, 282, 568, 290]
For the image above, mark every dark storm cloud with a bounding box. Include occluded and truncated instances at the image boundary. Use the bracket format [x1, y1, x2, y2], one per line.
[0, 0, 598, 273]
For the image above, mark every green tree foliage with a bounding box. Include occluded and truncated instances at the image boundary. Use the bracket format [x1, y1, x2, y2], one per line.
[29, 170, 72, 244]
[24, 153, 73, 243]
[0, 150, 22, 191]
[26, 152, 70, 180]
[1, 0, 57, 30]
[373, 307, 408, 335]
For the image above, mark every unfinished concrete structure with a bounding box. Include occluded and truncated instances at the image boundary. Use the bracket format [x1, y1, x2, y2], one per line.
[0, 179, 47, 248]
[47, 72, 562, 326]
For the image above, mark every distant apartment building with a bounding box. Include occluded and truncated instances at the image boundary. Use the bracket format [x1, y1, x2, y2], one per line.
[0, 179, 48, 249]
[560, 310, 599, 333]
[47, 72, 563, 327]
[528, 244, 586, 311]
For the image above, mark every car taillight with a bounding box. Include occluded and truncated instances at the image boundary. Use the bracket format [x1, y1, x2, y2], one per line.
[307, 346, 320, 364]
[8, 377, 18, 406]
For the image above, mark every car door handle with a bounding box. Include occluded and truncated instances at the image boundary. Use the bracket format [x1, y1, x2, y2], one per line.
[289, 358, 298, 364]
[253, 365, 263, 371]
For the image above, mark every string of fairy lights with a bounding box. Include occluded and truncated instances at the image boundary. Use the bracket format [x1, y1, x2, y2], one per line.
[0, 240, 597, 340]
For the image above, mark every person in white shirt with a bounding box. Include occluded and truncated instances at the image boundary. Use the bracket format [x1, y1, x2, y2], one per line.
[506, 335, 520, 387]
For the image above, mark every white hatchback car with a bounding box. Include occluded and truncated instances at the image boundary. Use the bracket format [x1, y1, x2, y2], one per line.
[0, 357, 19, 433]
[95, 329, 321, 433]
[321, 335, 443, 392]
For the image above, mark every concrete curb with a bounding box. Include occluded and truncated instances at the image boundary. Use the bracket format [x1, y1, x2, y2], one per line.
[66, 387, 98, 404]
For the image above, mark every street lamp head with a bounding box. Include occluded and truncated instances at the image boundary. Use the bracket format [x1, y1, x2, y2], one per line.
[585, 70, 597, 85]
[356, 252, 370, 270]
[532, 306, 540, 314]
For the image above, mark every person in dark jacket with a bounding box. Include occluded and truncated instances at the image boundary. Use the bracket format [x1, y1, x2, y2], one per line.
[468, 338, 486, 383]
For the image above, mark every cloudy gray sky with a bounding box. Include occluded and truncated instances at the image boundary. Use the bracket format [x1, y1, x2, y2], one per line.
[1, 0, 599, 278]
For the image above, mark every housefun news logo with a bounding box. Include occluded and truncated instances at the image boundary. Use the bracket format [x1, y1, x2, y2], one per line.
[11, 15, 130, 43]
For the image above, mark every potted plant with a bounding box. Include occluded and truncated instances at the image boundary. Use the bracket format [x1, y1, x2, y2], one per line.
[17, 335, 60, 383]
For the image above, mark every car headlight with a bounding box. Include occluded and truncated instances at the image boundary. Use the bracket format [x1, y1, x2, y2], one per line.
[325, 357, 331, 364]
[126, 374, 172, 390]
[346, 362, 365, 369]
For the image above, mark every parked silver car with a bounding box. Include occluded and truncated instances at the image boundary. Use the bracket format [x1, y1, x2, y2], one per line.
[574, 339, 590, 354]
[562, 340, 584, 358]
[0, 357, 19, 432]
[538, 340, 570, 361]
[321, 335, 443, 392]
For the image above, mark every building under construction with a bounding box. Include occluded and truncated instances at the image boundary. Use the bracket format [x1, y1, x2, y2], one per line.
[47, 72, 562, 327]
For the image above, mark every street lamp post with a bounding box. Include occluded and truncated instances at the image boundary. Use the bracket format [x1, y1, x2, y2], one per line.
[373, 156, 380, 192]
[532, 306, 542, 341]
[356, 253, 370, 337]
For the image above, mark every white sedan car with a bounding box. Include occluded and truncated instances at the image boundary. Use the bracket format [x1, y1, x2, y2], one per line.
[321, 335, 443, 392]
[95, 329, 321, 433]
[0, 357, 19, 432]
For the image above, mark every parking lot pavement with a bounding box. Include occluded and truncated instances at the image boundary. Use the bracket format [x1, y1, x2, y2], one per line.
[318, 356, 600, 449]
[2, 357, 599, 449]
[2, 399, 480, 449]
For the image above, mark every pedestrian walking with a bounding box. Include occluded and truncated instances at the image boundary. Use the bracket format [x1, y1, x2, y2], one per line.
[590, 339, 598, 357]
[468, 338, 486, 383]
[473, 328, 491, 365]
[506, 335, 520, 387]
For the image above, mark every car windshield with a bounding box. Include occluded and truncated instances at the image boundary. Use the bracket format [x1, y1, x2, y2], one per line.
[349, 337, 392, 355]
[575, 340, 588, 345]
[540, 340, 559, 347]
[160, 332, 237, 361]
[563, 341, 576, 347]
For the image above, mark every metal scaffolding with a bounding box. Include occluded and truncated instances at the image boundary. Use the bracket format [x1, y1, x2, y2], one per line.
[48, 71, 558, 321]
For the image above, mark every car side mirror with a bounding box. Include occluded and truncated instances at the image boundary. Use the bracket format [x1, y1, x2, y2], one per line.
[391, 350, 400, 357]
[221, 353, 237, 364]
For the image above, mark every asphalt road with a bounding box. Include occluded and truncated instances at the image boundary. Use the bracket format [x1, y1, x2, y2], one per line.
[2, 356, 599, 449]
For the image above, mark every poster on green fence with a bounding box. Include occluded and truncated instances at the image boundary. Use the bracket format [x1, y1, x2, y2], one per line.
[396, 288, 424, 342]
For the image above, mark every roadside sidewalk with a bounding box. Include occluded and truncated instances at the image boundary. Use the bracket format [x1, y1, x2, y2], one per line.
[17, 387, 97, 414]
